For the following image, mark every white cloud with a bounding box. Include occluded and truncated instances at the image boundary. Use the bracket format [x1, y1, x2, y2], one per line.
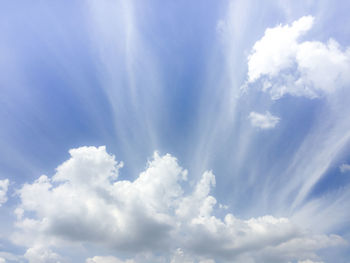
[0, 257, 5, 263]
[247, 16, 350, 99]
[248, 111, 280, 129]
[12, 146, 345, 262]
[24, 246, 61, 263]
[248, 16, 314, 82]
[298, 260, 324, 263]
[340, 163, 350, 173]
[0, 179, 9, 206]
[86, 256, 134, 263]
[14, 146, 187, 251]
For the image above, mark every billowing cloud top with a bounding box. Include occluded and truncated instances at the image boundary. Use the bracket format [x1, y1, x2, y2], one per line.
[11, 146, 346, 263]
[248, 16, 314, 82]
[247, 16, 350, 99]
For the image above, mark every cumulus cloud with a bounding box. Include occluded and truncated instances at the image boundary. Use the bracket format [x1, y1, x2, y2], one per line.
[0, 179, 9, 206]
[13, 146, 345, 262]
[24, 246, 61, 263]
[0, 257, 5, 263]
[247, 16, 350, 99]
[248, 111, 280, 129]
[248, 16, 314, 82]
[340, 163, 350, 173]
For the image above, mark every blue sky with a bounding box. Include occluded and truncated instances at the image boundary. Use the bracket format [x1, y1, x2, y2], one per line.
[1, 0, 350, 262]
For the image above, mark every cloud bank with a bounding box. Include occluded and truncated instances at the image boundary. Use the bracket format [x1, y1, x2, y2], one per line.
[11, 146, 346, 262]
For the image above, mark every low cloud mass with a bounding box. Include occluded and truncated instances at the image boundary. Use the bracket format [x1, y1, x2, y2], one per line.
[9, 146, 346, 262]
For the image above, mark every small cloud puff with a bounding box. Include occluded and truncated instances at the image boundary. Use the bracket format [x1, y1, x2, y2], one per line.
[249, 111, 280, 129]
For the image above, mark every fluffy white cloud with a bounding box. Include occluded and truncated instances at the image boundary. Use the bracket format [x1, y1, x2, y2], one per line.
[247, 16, 350, 99]
[24, 246, 61, 263]
[13, 146, 345, 262]
[0, 179, 9, 206]
[248, 16, 314, 82]
[0, 257, 5, 263]
[14, 146, 187, 251]
[340, 163, 350, 173]
[248, 111, 280, 129]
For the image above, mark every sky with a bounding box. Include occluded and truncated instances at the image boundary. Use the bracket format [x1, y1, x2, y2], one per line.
[1, 0, 350, 262]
